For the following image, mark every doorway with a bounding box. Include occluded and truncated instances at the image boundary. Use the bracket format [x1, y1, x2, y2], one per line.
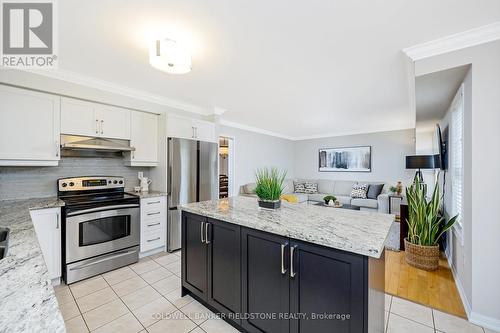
[219, 136, 234, 198]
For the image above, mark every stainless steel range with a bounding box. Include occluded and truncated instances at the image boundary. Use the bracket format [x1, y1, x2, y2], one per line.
[58, 176, 140, 284]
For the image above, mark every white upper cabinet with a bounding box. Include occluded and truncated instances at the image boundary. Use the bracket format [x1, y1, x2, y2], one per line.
[61, 98, 99, 137]
[95, 105, 130, 140]
[0, 85, 61, 166]
[193, 119, 216, 142]
[61, 97, 130, 140]
[126, 111, 158, 167]
[166, 114, 216, 142]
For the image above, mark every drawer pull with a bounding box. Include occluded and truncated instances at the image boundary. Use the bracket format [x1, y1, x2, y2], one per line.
[147, 222, 161, 227]
[147, 237, 161, 242]
[147, 201, 161, 205]
[147, 212, 161, 216]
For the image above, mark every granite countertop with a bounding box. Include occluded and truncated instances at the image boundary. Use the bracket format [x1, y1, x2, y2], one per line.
[126, 190, 168, 199]
[0, 198, 66, 333]
[180, 196, 394, 258]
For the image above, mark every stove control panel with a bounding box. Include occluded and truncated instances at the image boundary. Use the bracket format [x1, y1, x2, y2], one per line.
[58, 176, 125, 191]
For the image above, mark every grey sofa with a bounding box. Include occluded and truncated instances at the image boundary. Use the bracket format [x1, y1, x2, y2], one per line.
[240, 179, 390, 213]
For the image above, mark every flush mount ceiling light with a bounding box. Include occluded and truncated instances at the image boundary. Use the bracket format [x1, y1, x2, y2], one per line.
[149, 38, 192, 74]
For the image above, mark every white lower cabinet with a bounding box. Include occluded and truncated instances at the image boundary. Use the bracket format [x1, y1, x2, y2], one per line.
[140, 196, 167, 253]
[30, 208, 62, 280]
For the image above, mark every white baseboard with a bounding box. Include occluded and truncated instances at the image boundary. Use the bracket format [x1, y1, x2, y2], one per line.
[139, 246, 165, 258]
[446, 252, 472, 318]
[470, 312, 500, 332]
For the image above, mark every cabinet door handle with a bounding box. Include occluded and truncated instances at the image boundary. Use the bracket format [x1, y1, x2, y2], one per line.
[100, 120, 104, 134]
[200, 222, 205, 243]
[147, 222, 161, 227]
[281, 243, 288, 275]
[194, 127, 198, 138]
[147, 237, 161, 242]
[147, 212, 161, 216]
[205, 223, 210, 244]
[95, 119, 99, 134]
[290, 245, 297, 278]
[55, 140, 59, 157]
[56, 214, 59, 229]
[191, 126, 195, 139]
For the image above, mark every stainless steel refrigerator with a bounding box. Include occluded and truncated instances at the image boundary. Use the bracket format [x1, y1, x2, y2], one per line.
[167, 138, 218, 251]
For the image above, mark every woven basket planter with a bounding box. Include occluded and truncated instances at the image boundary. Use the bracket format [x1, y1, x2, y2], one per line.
[404, 238, 440, 271]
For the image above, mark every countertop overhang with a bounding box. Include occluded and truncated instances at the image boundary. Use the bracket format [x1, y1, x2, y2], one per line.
[180, 196, 394, 259]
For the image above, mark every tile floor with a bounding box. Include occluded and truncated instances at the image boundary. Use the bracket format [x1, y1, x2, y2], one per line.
[54, 250, 498, 333]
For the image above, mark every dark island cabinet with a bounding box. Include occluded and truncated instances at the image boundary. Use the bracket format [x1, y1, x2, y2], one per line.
[241, 228, 290, 333]
[181, 212, 242, 323]
[289, 240, 365, 333]
[182, 212, 208, 300]
[182, 211, 385, 333]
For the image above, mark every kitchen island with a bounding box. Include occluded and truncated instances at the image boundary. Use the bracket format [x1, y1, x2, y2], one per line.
[179, 196, 393, 333]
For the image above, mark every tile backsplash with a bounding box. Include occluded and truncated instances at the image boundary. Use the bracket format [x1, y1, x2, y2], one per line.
[0, 158, 151, 200]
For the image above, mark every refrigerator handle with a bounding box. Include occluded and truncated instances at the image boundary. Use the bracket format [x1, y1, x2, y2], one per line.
[167, 138, 173, 196]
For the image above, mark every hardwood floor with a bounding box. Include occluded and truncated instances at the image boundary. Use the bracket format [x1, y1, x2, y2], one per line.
[385, 249, 467, 318]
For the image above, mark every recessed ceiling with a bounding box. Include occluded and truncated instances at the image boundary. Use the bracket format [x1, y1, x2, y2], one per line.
[415, 65, 470, 130]
[56, 0, 500, 138]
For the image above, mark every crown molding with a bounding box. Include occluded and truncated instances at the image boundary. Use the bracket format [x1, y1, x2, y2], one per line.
[219, 119, 294, 140]
[292, 126, 414, 141]
[403, 21, 500, 61]
[20, 68, 210, 115]
[220, 119, 413, 141]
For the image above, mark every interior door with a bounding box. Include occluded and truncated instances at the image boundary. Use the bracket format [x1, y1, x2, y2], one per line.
[168, 138, 198, 251]
[199, 141, 218, 202]
[242, 228, 290, 333]
[289, 240, 365, 333]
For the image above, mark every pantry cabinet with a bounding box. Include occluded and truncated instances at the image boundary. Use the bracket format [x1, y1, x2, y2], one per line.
[0, 85, 61, 166]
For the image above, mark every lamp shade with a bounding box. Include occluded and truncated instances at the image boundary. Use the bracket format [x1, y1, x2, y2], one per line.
[405, 155, 440, 169]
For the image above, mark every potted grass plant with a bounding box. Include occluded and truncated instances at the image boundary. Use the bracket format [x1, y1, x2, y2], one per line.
[404, 177, 458, 270]
[255, 167, 287, 209]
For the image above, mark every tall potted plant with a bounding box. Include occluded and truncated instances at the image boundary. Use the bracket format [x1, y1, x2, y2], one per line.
[255, 167, 287, 209]
[404, 177, 458, 270]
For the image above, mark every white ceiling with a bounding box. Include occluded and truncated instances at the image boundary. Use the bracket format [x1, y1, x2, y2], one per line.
[415, 65, 470, 130]
[56, 0, 500, 138]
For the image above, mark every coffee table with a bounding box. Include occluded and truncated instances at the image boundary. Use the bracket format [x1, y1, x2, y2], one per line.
[313, 202, 360, 210]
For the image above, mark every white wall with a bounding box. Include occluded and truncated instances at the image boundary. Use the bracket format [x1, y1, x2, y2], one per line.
[415, 41, 500, 330]
[293, 129, 415, 186]
[219, 126, 295, 196]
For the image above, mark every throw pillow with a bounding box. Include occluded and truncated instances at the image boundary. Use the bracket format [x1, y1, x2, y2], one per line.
[303, 182, 318, 194]
[351, 184, 368, 199]
[294, 182, 306, 193]
[367, 184, 384, 199]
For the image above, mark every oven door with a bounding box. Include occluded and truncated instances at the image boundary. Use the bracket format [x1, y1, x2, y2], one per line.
[65, 204, 140, 264]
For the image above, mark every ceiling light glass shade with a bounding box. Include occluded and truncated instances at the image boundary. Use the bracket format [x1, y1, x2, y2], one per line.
[149, 39, 192, 74]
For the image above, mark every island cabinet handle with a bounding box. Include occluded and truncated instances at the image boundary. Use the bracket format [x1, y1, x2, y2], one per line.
[281, 243, 288, 274]
[205, 223, 210, 244]
[290, 245, 297, 278]
[200, 222, 205, 243]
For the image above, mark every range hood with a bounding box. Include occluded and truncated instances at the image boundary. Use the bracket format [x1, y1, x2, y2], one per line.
[60, 135, 135, 158]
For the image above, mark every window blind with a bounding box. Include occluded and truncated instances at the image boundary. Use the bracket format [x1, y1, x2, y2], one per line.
[450, 85, 464, 228]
